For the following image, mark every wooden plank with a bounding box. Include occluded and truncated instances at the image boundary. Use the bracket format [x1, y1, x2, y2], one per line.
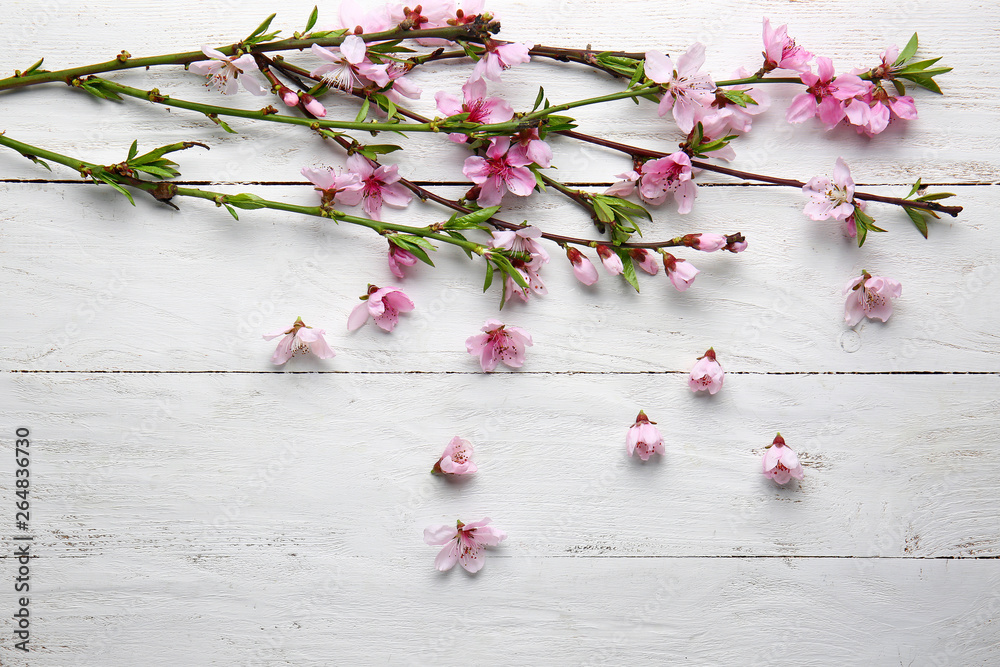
[0, 0, 995, 183]
[1, 183, 994, 372]
[11, 556, 1000, 665]
[5, 372, 998, 558]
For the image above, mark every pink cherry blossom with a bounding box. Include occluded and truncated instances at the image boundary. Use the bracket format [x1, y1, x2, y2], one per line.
[844, 271, 902, 326]
[685, 233, 728, 252]
[595, 244, 623, 275]
[337, 2, 393, 33]
[463, 137, 536, 207]
[345, 154, 413, 221]
[466, 319, 532, 372]
[502, 259, 547, 305]
[630, 248, 660, 275]
[423, 518, 507, 573]
[803, 157, 856, 221]
[761, 19, 813, 73]
[762, 433, 804, 485]
[663, 253, 699, 292]
[689, 348, 724, 395]
[637, 152, 697, 213]
[432, 436, 478, 475]
[301, 93, 327, 117]
[347, 284, 415, 332]
[387, 242, 419, 278]
[644, 43, 717, 133]
[189, 46, 267, 96]
[786, 57, 868, 129]
[310, 37, 369, 91]
[706, 68, 771, 135]
[470, 40, 531, 82]
[262, 317, 336, 365]
[604, 169, 640, 198]
[435, 78, 513, 143]
[277, 85, 300, 108]
[301, 165, 364, 207]
[626, 411, 664, 461]
[566, 246, 599, 285]
[851, 86, 918, 136]
[507, 128, 553, 169]
[490, 226, 549, 265]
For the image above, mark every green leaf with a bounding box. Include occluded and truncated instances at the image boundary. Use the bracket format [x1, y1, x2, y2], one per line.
[225, 193, 268, 210]
[615, 248, 640, 292]
[446, 230, 474, 258]
[595, 52, 640, 78]
[721, 89, 758, 108]
[96, 173, 135, 206]
[892, 79, 907, 96]
[898, 56, 943, 72]
[23, 154, 52, 171]
[366, 40, 415, 54]
[391, 238, 434, 266]
[592, 198, 615, 223]
[21, 58, 44, 77]
[224, 204, 239, 220]
[532, 86, 545, 112]
[207, 114, 238, 133]
[132, 164, 178, 179]
[127, 140, 138, 161]
[915, 192, 956, 202]
[446, 206, 500, 229]
[895, 33, 919, 66]
[905, 207, 929, 238]
[898, 73, 944, 94]
[355, 99, 371, 122]
[247, 13, 277, 40]
[905, 178, 923, 199]
[483, 261, 495, 292]
[304, 6, 319, 33]
[458, 40, 482, 62]
[856, 221, 868, 247]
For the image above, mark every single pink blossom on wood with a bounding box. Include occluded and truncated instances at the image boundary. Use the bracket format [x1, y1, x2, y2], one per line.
[262, 317, 336, 365]
[466, 319, 532, 372]
[689, 348, 724, 395]
[626, 411, 664, 461]
[844, 271, 901, 326]
[348, 284, 415, 332]
[762, 433, 804, 485]
[432, 436, 478, 475]
[786, 57, 868, 129]
[189, 46, 267, 96]
[802, 157, 856, 221]
[424, 518, 507, 573]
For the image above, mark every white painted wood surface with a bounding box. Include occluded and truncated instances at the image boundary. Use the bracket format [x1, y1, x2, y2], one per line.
[2, 0, 998, 664]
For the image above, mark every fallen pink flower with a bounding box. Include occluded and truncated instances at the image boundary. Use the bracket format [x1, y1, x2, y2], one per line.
[844, 271, 902, 326]
[263, 317, 336, 365]
[689, 348, 724, 395]
[626, 410, 664, 461]
[762, 433, 804, 485]
[432, 436, 478, 475]
[189, 46, 267, 96]
[423, 518, 507, 573]
[466, 319, 532, 372]
[348, 284, 415, 332]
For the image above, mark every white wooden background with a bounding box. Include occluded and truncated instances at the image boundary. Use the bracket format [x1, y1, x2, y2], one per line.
[2, 0, 999, 664]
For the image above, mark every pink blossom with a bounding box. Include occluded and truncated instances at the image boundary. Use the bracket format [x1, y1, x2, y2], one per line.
[786, 57, 868, 129]
[706, 68, 771, 135]
[663, 253, 699, 292]
[490, 226, 549, 265]
[337, 2, 393, 32]
[502, 260, 547, 305]
[277, 85, 300, 108]
[595, 244, 623, 275]
[432, 436, 477, 475]
[387, 242, 419, 278]
[507, 128, 553, 169]
[644, 43, 717, 133]
[347, 284, 415, 332]
[466, 319, 532, 372]
[300, 93, 327, 117]
[301, 166, 364, 207]
[685, 233, 728, 252]
[435, 78, 513, 143]
[470, 40, 531, 83]
[637, 152, 697, 213]
[423, 518, 507, 573]
[345, 154, 413, 220]
[189, 46, 267, 96]
[842, 200, 867, 239]
[689, 348, 724, 395]
[604, 169, 640, 198]
[851, 86, 918, 136]
[630, 248, 659, 275]
[844, 271, 901, 326]
[626, 411, 664, 461]
[381, 63, 423, 104]
[463, 137, 536, 207]
[803, 157, 856, 221]
[262, 317, 336, 365]
[762, 433, 804, 485]
[310, 37, 369, 91]
[762, 19, 813, 73]
[566, 246, 598, 285]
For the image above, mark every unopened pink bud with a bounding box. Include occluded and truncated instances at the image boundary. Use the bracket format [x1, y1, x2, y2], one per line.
[279, 86, 300, 108]
[301, 94, 326, 117]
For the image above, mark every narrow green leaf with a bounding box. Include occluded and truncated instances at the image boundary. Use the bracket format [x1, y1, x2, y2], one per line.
[615, 248, 640, 293]
[899, 73, 943, 94]
[21, 58, 44, 77]
[915, 192, 956, 201]
[895, 33, 919, 66]
[593, 198, 615, 223]
[224, 204, 239, 220]
[127, 140, 138, 161]
[532, 86, 545, 112]
[304, 6, 319, 33]
[132, 164, 177, 179]
[898, 56, 943, 72]
[226, 193, 268, 210]
[447, 206, 500, 229]
[721, 89, 758, 108]
[483, 261, 494, 292]
[96, 173, 135, 206]
[905, 207, 929, 238]
[355, 99, 371, 123]
[23, 154, 52, 171]
[905, 178, 923, 199]
[247, 13, 277, 39]
[892, 79, 907, 96]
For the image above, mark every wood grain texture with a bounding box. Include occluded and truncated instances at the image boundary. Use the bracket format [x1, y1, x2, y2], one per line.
[0, 0, 997, 664]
